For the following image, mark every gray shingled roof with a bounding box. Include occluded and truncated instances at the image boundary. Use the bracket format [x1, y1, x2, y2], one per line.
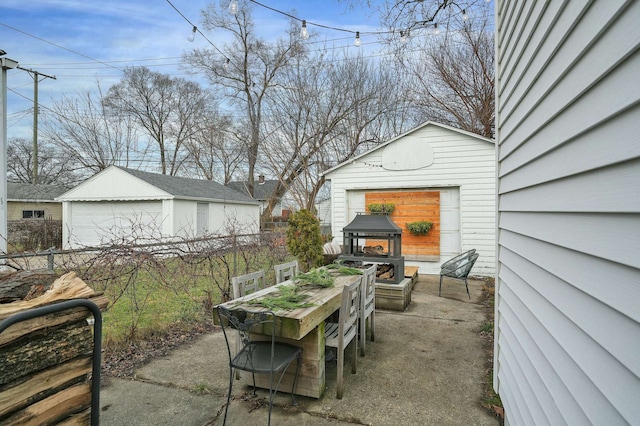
[227, 179, 280, 201]
[7, 183, 70, 201]
[119, 167, 258, 204]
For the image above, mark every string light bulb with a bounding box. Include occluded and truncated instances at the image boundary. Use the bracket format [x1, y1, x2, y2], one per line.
[462, 9, 469, 20]
[354, 31, 361, 47]
[400, 30, 407, 43]
[228, 0, 238, 15]
[433, 23, 440, 35]
[224, 58, 230, 69]
[187, 26, 197, 42]
[301, 20, 309, 40]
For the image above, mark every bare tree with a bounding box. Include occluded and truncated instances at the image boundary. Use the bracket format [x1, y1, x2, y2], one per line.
[42, 83, 144, 176]
[259, 51, 404, 216]
[183, 1, 305, 196]
[103, 67, 212, 175]
[184, 110, 244, 184]
[7, 137, 79, 184]
[398, 16, 495, 137]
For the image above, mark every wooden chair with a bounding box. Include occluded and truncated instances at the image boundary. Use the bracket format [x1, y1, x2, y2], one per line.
[274, 260, 299, 284]
[217, 306, 302, 426]
[359, 265, 377, 357]
[231, 270, 266, 380]
[439, 250, 479, 299]
[325, 276, 361, 399]
[232, 270, 266, 299]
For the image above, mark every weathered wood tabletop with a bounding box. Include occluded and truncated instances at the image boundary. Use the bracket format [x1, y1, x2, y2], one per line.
[215, 273, 359, 340]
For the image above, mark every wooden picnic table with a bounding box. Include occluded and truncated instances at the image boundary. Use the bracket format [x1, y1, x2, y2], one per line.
[215, 272, 361, 398]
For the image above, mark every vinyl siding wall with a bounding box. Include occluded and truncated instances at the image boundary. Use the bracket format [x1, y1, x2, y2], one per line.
[495, 1, 640, 424]
[327, 124, 495, 275]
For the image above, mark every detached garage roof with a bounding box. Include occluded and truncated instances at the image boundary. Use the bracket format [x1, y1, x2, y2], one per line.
[7, 183, 70, 202]
[58, 166, 259, 205]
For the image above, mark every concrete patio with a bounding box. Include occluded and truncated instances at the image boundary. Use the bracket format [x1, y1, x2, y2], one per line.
[100, 274, 499, 425]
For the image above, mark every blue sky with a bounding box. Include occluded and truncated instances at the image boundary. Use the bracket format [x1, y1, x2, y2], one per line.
[1, 0, 382, 138]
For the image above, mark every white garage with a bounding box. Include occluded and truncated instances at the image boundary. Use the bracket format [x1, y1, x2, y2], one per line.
[323, 121, 496, 276]
[57, 166, 260, 249]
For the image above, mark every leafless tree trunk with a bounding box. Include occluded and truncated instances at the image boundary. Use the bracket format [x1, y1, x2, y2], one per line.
[183, 1, 305, 196]
[103, 67, 212, 175]
[398, 16, 495, 137]
[7, 137, 79, 184]
[259, 51, 405, 219]
[42, 83, 143, 177]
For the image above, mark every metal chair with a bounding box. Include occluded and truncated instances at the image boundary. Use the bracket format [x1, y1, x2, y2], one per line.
[217, 306, 302, 426]
[232, 270, 266, 299]
[274, 260, 299, 283]
[439, 250, 479, 299]
[359, 265, 376, 357]
[325, 277, 361, 399]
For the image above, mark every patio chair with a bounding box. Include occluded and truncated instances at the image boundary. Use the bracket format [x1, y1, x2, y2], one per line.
[359, 265, 377, 357]
[439, 250, 479, 299]
[274, 260, 299, 284]
[217, 306, 302, 426]
[232, 270, 266, 299]
[325, 276, 361, 399]
[231, 270, 267, 380]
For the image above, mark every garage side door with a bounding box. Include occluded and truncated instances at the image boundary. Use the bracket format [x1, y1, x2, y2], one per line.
[67, 201, 164, 248]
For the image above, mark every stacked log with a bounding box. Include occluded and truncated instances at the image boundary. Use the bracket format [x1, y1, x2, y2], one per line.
[0, 270, 108, 425]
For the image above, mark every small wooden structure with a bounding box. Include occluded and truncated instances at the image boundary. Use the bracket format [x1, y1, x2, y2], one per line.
[0, 270, 107, 425]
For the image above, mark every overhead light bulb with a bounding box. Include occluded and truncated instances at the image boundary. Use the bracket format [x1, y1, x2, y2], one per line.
[301, 20, 309, 40]
[354, 31, 361, 47]
[228, 0, 238, 15]
[187, 26, 197, 42]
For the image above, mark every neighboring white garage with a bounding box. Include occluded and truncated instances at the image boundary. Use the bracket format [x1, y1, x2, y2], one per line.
[57, 166, 260, 249]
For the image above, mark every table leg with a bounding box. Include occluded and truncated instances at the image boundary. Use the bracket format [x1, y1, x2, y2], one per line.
[244, 323, 326, 399]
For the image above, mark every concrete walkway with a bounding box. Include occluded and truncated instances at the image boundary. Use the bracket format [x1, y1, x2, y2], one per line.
[100, 275, 499, 426]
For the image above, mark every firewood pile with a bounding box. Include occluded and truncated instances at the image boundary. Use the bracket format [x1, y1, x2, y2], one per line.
[0, 270, 108, 425]
[376, 263, 395, 280]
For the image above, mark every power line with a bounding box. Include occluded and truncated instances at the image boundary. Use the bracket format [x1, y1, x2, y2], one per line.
[0, 22, 124, 72]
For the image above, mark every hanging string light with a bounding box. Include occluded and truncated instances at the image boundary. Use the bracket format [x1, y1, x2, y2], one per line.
[187, 25, 197, 42]
[400, 30, 407, 43]
[433, 23, 440, 35]
[354, 31, 361, 47]
[224, 58, 230, 69]
[462, 9, 469, 20]
[300, 20, 309, 40]
[228, 0, 238, 15]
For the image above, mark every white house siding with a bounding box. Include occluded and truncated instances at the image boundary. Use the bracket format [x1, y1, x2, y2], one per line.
[495, 1, 640, 425]
[326, 123, 495, 276]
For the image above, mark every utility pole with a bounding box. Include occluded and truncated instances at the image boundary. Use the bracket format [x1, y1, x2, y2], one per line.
[16, 67, 56, 185]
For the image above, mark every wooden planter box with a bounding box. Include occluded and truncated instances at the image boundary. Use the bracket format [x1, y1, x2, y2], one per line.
[373, 266, 418, 311]
[0, 271, 107, 425]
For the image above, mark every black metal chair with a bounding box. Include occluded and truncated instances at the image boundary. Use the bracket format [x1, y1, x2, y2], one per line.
[439, 250, 479, 299]
[217, 306, 302, 426]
